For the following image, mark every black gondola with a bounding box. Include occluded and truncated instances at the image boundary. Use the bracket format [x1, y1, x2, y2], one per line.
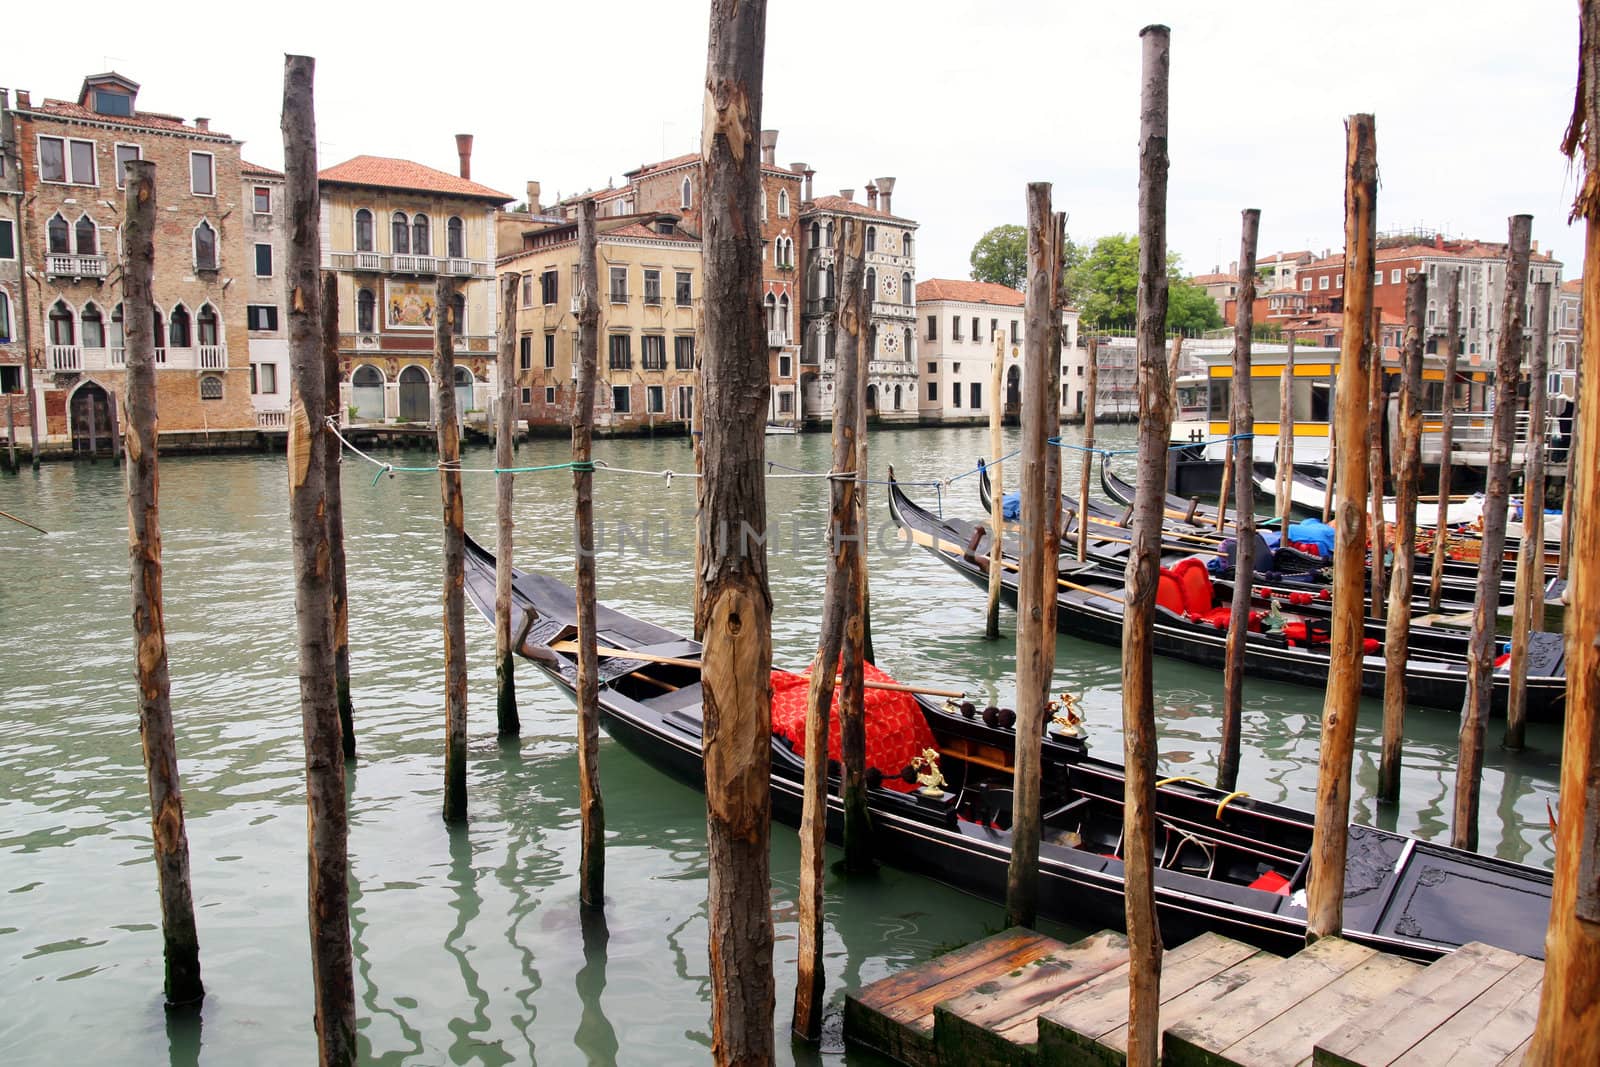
[461, 533, 1551, 962]
[890, 476, 1567, 721]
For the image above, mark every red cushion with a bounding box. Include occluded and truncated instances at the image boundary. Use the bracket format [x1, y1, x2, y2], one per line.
[769, 660, 938, 777]
[1363, 638, 1381, 655]
[1249, 870, 1292, 895]
[1157, 572, 1186, 615]
[1198, 606, 1234, 628]
[1170, 557, 1216, 615]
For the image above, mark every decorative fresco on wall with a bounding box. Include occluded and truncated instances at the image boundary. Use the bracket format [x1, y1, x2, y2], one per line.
[385, 281, 436, 330]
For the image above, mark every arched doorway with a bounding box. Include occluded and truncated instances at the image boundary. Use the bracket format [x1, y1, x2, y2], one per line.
[1006, 364, 1022, 411]
[351, 364, 385, 420]
[893, 384, 902, 411]
[865, 383, 878, 413]
[397, 364, 430, 422]
[453, 366, 474, 417]
[70, 381, 113, 456]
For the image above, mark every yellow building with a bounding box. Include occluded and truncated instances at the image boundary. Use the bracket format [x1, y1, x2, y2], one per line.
[500, 211, 700, 433]
[318, 146, 511, 423]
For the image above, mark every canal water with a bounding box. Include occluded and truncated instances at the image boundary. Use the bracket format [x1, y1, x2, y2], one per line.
[0, 424, 1562, 1065]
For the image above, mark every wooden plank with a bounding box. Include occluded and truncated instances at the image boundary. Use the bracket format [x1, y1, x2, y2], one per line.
[1313, 942, 1524, 1066]
[1164, 937, 1376, 1067]
[852, 928, 1055, 1013]
[1222, 952, 1423, 1066]
[1392, 958, 1543, 1067]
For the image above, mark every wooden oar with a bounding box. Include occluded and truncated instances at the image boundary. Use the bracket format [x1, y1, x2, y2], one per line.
[0, 509, 47, 534]
[547, 640, 966, 699]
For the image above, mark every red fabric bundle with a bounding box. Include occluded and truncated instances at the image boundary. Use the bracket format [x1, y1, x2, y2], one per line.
[769, 661, 938, 777]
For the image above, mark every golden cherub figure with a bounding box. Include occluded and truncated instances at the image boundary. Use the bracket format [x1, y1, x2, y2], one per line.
[1051, 692, 1087, 739]
[911, 749, 947, 796]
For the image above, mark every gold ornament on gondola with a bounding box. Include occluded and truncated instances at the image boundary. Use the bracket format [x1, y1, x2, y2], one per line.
[1050, 692, 1087, 739]
[910, 749, 946, 796]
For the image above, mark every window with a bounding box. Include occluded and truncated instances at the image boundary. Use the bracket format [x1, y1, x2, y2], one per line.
[642, 334, 666, 369]
[252, 363, 277, 394]
[681, 177, 693, 209]
[971, 317, 980, 342]
[198, 304, 221, 347]
[254, 243, 273, 277]
[647, 385, 665, 413]
[450, 293, 466, 335]
[1374, 270, 1383, 285]
[542, 387, 553, 404]
[93, 89, 132, 117]
[952, 382, 962, 408]
[412, 214, 430, 256]
[190, 152, 215, 196]
[902, 273, 913, 305]
[1391, 269, 1401, 284]
[809, 221, 820, 249]
[0, 220, 11, 261]
[612, 385, 631, 412]
[865, 268, 876, 297]
[760, 190, 767, 220]
[779, 354, 792, 378]
[541, 269, 558, 305]
[80, 303, 105, 348]
[356, 290, 375, 333]
[199, 374, 224, 400]
[1427, 308, 1437, 326]
[778, 391, 793, 414]
[778, 189, 789, 216]
[903, 232, 913, 258]
[446, 217, 464, 258]
[866, 226, 877, 252]
[73, 215, 97, 254]
[608, 333, 632, 369]
[47, 214, 70, 255]
[990, 318, 999, 340]
[927, 381, 937, 402]
[676, 271, 692, 307]
[0, 366, 19, 394]
[253, 186, 272, 213]
[247, 305, 279, 331]
[952, 316, 963, 341]
[609, 266, 628, 303]
[1302, 277, 1313, 291]
[169, 305, 192, 348]
[970, 382, 981, 409]
[40, 136, 97, 184]
[355, 209, 374, 252]
[194, 221, 217, 270]
[1011, 320, 1020, 343]
[391, 212, 410, 254]
[48, 300, 75, 345]
[675, 335, 695, 370]
[515, 335, 531, 371]
[152, 308, 165, 350]
[102, 303, 123, 349]
[644, 269, 662, 305]
[1319, 276, 1329, 291]
[926, 316, 938, 341]
[0, 291, 9, 343]
[115, 144, 142, 188]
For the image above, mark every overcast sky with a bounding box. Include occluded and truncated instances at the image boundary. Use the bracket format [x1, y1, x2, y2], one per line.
[10, 1, 1583, 280]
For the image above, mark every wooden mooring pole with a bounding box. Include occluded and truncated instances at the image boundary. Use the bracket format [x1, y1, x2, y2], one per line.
[1378, 273, 1426, 804]
[5, 395, 16, 473]
[121, 158, 204, 1008]
[494, 271, 521, 739]
[1321, 411, 1336, 524]
[1367, 312, 1389, 625]
[573, 200, 605, 906]
[857, 377, 875, 666]
[1276, 330, 1295, 534]
[1306, 113, 1377, 946]
[321, 272, 355, 759]
[281, 55, 356, 1065]
[1452, 215, 1531, 852]
[1121, 26, 1172, 1067]
[699, 2, 776, 1060]
[436, 275, 469, 824]
[1219, 207, 1259, 794]
[793, 218, 864, 1042]
[986, 328, 1005, 636]
[838, 221, 873, 875]
[1005, 182, 1057, 930]
[1529, 8, 1600, 1052]
[1078, 336, 1099, 563]
[1506, 280, 1552, 750]
[1429, 269, 1463, 613]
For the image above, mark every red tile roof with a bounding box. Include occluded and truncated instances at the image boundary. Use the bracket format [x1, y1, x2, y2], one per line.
[623, 152, 802, 181]
[318, 155, 511, 203]
[605, 221, 698, 243]
[241, 160, 283, 179]
[915, 279, 1024, 307]
[808, 194, 913, 223]
[26, 98, 225, 137]
[1190, 272, 1233, 285]
[1562, 278, 1582, 292]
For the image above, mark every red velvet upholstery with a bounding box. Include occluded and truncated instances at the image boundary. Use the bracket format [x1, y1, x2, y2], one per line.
[1170, 557, 1217, 614]
[770, 660, 937, 777]
[1157, 572, 1186, 615]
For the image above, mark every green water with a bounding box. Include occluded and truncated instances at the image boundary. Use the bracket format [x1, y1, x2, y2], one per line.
[0, 424, 1561, 1065]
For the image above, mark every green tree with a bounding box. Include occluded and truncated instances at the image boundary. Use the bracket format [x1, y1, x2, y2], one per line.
[1167, 278, 1225, 333]
[969, 224, 1028, 289]
[1071, 233, 1223, 332]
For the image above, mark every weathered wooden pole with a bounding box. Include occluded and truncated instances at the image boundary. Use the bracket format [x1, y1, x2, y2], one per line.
[1529, 9, 1600, 1051]
[493, 271, 521, 739]
[573, 200, 605, 907]
[1277, 330, 1296, 533]
[120, 158, 204, 1008]
[435, 275, 469, 824]
[1368, 312, 1389, 624]
[698, 2, 776, 1060]
[1005, 182, 1057, 930]
[281, 55, 356, 1066]
[1451, 215, 1531, 851]
[1215, 441, 1233, 533]
[837, 223, 873, 875]
[1168, 333, 1184, 412]
[856, 385, 875, 666]
[1306, 113, 1377, 945]
[792, 218, 864, 1044]
[1429, 269, 1463, 613]
[1218, 207, 1260, 794]
[1506, 280, 1553, 751]
[986, 327, 1005, 636]
[1378, 273, 1427, 804]
[5, 396, 16, 472]
[320, 272, 355, 759]
[1321, 411, 1337, 524]
[1078, 336, 1099, 562]
[1121, 27, 1172, 1067]
[1044, 211, 1066, 638]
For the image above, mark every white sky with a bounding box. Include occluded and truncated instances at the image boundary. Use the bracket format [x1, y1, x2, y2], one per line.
[9, 0, 1584, 280]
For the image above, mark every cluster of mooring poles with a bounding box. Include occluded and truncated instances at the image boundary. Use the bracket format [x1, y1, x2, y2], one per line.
[106, 5, 1600, 1066]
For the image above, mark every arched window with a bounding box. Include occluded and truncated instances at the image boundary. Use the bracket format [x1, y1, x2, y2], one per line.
[199, 375, 224, 400]
[49, 300, 75, 345]
[81, 302, 105, 348]
[446, 216, 464, 258]
[760, 190, 767, 220]
[902, 272, 913, 306]
[74, 215, 98, 254]
[152, 308, 165, 351]
[825, 221, 834, 247]
[193, 221, 217, 270]
[0, 290, 10, 344]
[866, 226, 877, 253]
[778, 294, 790, 337]
[903, 231, 913, 258]
[412, 214, 430, 256]
[168, 305, 192, 348]
[450, 292, 466, 336]
[764, 292, 777, 332]
[824, 266, 835, 300]
[391, 212, 410, 254]
[865, 268, 876, 297]
[778, 190, 790, 217]
[809, 221, 820, 249]
[904, 326, 913, 359]
[197, 304, 219, 346]
[355, 208, 374, 252]
[110, 304, 125, 349]
[47, 214, 70, 255]
[357, 289, 376, 333]
[681, 177, 693, 210]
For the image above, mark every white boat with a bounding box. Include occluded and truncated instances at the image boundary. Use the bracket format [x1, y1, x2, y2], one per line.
[764, 422, 798, 436]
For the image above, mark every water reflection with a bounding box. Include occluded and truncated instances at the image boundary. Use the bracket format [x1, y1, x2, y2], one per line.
[165, 1000, 201, 1067]
[574, 909, 619, 1065]
[445, 824, 510, 1066]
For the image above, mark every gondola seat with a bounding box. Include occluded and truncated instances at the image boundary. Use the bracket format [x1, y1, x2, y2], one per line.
[1164, 557, 1262, 631]
[769, 661, 938, 778]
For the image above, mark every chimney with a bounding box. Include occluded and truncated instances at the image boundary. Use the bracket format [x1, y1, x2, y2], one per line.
[1532, 239, 1540, 254]
[1434, 233, 1444, 250]
[193, 117, 209, 132]
[800, 166, 815, 202]
[866, 182, 878, 210]
[840, 188, 855, 202]
[15, 89, 29, 109]
[455, 133, 474, 180]
[526, 180, 541, 213]
[760, 129, 778, 166]
[875, 176, 896, 214]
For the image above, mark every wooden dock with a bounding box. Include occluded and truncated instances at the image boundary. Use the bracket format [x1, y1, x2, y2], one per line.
[844, 927, 1544, 1066]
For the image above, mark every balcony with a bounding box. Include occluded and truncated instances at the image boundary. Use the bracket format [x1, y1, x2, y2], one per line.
[199, 345, 228, 370]
[48, 344, 83, 371]
[569, 297, 582, 313]
[110, 347, 127, 368]
[46, 254, 108, 279]
[442, 258, 484, 277]
[767, 330, 791, 348]
[257, 409, 289, 430]
[391, 255, 438, 274]
[871, 300, 916, 321]
[327, 251, 390, 272]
